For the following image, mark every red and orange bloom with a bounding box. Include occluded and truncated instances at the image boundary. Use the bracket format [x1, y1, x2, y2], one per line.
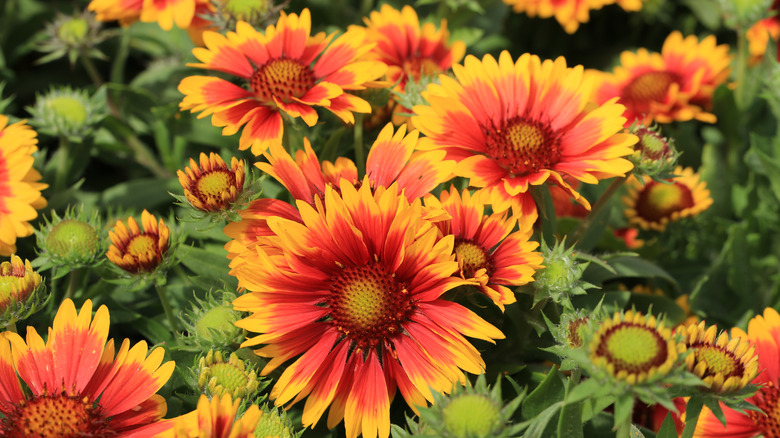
[0, 299, 174, 437]
[89, 0, 210, 30]
[229, 181, 504, 438]
[747, 17, 780, 65]
[592, 31, 731, 126]
[622, 166, 713, 231]
[412, 51, 636, 222]
[0, 115, 47, 257]
[107, 209, 170, 273]
[425, 186, 543, 311]
[178, 152, 246, 212]
[693, 308, 780, 437]
[503, 0, 642, 34]
[88, 0, 143, 26]
[179, 9, 387, 156]
[164, 394, 261, 438]
[358, 4, 465, 123]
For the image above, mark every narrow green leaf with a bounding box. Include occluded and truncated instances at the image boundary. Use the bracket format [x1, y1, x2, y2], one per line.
[656, 412, 680, 438]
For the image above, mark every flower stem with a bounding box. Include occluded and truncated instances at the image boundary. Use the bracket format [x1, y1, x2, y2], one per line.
[79, 49, 104, 87]
[616, 418, 632, 438]
[63, 268, 81, 300]
[54, 135, 71, 192]
[155, 283, 180, 337]
[6, 318, 16, 334]
[354, 114, 365, 177]
[571, 176, 627, 247]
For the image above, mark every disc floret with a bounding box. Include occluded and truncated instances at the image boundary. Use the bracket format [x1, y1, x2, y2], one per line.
[0, 255, 47, 329]
[197, 350, 263, 400]
[35, 207, 104, 272]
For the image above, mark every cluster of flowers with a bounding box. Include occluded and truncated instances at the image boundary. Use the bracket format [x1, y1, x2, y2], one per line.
[1, 0, 779, 437]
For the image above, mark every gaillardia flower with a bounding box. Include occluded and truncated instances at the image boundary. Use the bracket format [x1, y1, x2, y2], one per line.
[0, 299, 175, 437]
[412, 51, 636, 221]
[694, 308, 780, 437]
[502, 0, 645, 34]
[36, 207, 103, 270]
[89, 0, 211, 30]
[196, 349, 261, 400]
[107, 209, 170, 274]
[179, 9, 386, 155]
[592, 31, 731, 125]
[425, 186, 543, 311]
[165, 394, 262, 438]
[0, 115, 48, 256]
[623, 166, 713, 231]
[178, 152, 246, 212]
[0, 255, 45, 328]
[677, 321, 758, 394]
[229, 181, 504, 438]
[88, 0, 143, 26]
[589, 309, 684, 385]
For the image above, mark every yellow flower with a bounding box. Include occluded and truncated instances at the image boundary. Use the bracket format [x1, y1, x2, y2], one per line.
[107, 210, 170, 274]
[177, 152, 245, 212]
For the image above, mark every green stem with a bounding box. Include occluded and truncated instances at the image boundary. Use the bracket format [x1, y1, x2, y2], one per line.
[79, 50, 104, 87]
[155, 283, 181, 337]
[5, 318, 16, 334]
[734, 26, 747, 110]
[354, 114, 365, 177]
[54, 136, 71, 192]
[63, 269, 82, 300]
[616, 418, 631, 438]
[570, 176, 627, 246]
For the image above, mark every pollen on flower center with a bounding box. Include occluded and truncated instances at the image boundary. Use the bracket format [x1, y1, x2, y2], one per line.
[196, 170, 235, 200]
[250, 58, 315, 105]
[749, 385, 780, 437]
[635, 181, 695, 222]
[691, 343, 743, 378]
[126, 234, 158, 258]
[485, 117, 561, 176]
[454, 240, 491, 278]
[621, 71, 680, 108]
[598, 323, 667, 374]
[1, 392, 108, 438]
[328, 262, 415, 348]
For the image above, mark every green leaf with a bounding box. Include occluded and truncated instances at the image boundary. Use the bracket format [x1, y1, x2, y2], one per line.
[178, 245, 237, 289]
[522, 366, 565, 420]
[101, 178, 179, 210]
[558, 392, 584, 438]
[680, 395, 704, 438]
[613, 391, 634, 430]
[656, 412, 680, 438]
[523, 402, 564, 438]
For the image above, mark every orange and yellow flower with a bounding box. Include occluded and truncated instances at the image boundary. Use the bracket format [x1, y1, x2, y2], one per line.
[412, 51, 636, 223]
[88, 0, 143, 26]
[224, 123, 454, 260]
[107, 210, 170, 273]
[0, 299, 174, 437]
[747, 15, 780, 66]
[693, 308, 780, 437]
[623, 166, 712, 231]
[229, 181, 504, 438]
[178, 152, 245, 212]
[592, 31, 731, 126]
[179, 9, 387, 156]
[89, 0, 210, 30]
[0, 115, 47, 256]
[164, 394, 261, 438]
[425, 186, 543, 311]
[503, 0, 646, 34]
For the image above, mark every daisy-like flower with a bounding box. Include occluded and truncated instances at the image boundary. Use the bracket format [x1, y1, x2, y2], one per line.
[178, 9, 386, 156]
[623, 166, 713, 231]
[425, 186, 543, 311]
[88, 0, 143, 26]
[503, 0, 644, 34]
[592, 31, 732, 126]
[693, 308, 780, 437]
[229, 181, 504, 438]
[0, 255, 45, 328]
[0, 115, 48, 256]
[589, 309, 684, 385]
[89, 0, 211, 30]
[412, 51, 636, 222]
[107, 209, 170, 274]
[0, 299, 175, 437]
[178, 152, 246, 212]
[224, 123, 454, 259]
[165, 394, 261, 438]
[747, 10, 780, 65]
[358, 4, 465, 123]
[677, 321, 758, 394]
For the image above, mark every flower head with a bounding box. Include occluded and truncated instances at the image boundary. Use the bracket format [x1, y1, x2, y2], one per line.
[677, 321, 758, 394]
[178, 9, 386, 155]
[178, 152, 246, 213]
[425, 186, 543, 311]
[694, 308, 780, 436]
[36, 10, 109, 66]
[89, 0, 212, 30]
[0, 299, 175, 437]
[107, 209, 170, 274]
[229, 181, 504, 438]
[592, 31, 732, 125]
[166, 394, 262, 438]
[88, 0, 144, 26]
[412, 51, 636, 221]
[747, 13, 780, 65]
[623, 166, 713, 231]
[0, 255, 46, 328]
[628, 123, 679, 179]
[181, 291, 244, 350]
[35, 207, 104, 272]
[503, 0, 646, 33]
[26, 86, 107, 139]
[589, 309, 684, 385]
[0, 115, 48, 256]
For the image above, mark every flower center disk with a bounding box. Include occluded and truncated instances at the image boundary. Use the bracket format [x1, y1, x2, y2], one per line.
[691, 343, 743, 379]
[621, 71, 680, 110]
[454, 240, 491, 278]
[195, 170, 236, 202]
[328, 262, 415, 348]
[598, 322, 667, 375]
[485, 117, 560, 176]
[749, 385, 780, 437]
[1, 392, 108, 438]
[635, 181, 695, 222]
[251, 58, 315, 105]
